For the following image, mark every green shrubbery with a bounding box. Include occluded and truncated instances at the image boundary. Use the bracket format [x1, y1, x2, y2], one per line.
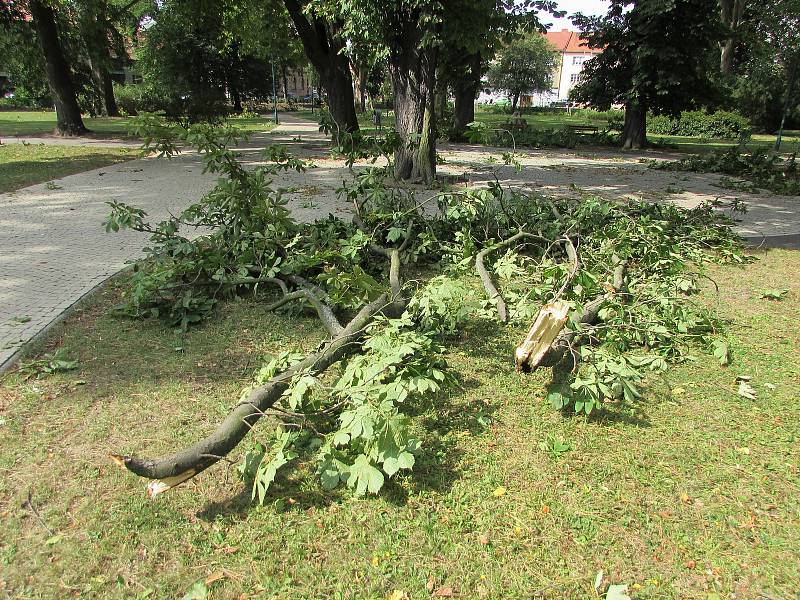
[466, 120, 617, 149]
[647, 110, 751, 139]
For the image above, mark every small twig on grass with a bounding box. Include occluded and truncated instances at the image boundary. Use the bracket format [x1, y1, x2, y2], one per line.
[22, 490, 54, 536]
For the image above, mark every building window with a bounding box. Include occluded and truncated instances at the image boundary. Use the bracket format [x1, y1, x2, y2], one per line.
[572, 56, 585, 65]
[570, 73, 582, 84]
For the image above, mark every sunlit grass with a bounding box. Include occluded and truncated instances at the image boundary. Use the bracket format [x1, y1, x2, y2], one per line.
[0, 248, 798, 598]
[0, 144, 136, 193]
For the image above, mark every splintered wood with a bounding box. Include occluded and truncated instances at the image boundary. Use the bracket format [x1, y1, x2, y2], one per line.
[514, 301, 571, 371]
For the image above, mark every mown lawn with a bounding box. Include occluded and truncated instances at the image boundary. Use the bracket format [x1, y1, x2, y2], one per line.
[0, 247, 798, 599]
[0, 144, 136, 193]
[0, 110, 278, 138]
[317, 106, 800, 155]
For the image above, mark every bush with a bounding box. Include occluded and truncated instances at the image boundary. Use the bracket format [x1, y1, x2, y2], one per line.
[647, 110, 751, 140]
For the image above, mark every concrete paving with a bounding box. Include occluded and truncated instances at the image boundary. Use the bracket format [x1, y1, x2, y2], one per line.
[1, 113, 798, 372]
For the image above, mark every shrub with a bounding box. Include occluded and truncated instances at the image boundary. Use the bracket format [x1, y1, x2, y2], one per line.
[647, 110, 751, 140]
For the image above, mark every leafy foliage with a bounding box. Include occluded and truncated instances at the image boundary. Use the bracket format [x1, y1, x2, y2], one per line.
[110, 116, 747, 498]
[486, 33, 557, 111]
[651, 147, 800, 195]
[647, 110, 751, 140]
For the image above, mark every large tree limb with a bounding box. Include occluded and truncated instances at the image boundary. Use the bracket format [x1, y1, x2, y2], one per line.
[525, 259, 628, 371]
[112, 294, 389, 496]
[475, 230, 551, 323]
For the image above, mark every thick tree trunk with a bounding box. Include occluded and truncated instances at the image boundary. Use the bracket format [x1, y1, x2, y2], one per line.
[452, 54, 481, 139]
[511, 93, 520, 113]
[391, 58, 437, 182]
[30, 0, 88, 135]
[622, 101, 647, 150]
[283, 1, 358, 135]
[390, 21, 438, 183]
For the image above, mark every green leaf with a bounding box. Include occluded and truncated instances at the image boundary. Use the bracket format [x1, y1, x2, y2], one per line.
[181, 580, 209, 600]
[347, 454, 385, 496]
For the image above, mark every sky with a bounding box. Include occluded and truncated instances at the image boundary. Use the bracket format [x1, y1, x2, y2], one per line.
[538, 0, 610, 31]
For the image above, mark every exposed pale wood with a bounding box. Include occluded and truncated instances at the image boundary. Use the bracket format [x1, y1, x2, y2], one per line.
[514, 301, 571, 371]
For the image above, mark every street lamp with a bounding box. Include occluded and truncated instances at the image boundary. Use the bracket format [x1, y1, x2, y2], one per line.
[271, 59, 279, 125]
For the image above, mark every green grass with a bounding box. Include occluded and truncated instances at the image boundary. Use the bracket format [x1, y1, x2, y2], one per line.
[0, 144, 136, 193]
[1, 249, 798, 598]
[300, 104, 800, 154]
[0, 111, 136, 137]
[471, 108, 800, 154]
[0, 110, 278, 138]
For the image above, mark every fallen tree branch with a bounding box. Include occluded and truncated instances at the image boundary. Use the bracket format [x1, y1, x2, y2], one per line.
[475, 230, 551, 323]
[111, 294, 389, 496]
[352, 215, 412, 315]
[531, 259, 628, 371]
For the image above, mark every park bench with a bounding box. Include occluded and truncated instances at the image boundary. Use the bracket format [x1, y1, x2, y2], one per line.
[502, 115, 529, 132]
[565, 124, 599, 136]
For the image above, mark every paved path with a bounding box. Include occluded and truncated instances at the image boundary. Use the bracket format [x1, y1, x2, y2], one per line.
[2, 113, 798, 371]
[0, 113, 334, 371]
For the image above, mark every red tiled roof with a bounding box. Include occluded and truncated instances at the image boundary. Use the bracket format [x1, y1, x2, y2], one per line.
[543, 29, 600, 54]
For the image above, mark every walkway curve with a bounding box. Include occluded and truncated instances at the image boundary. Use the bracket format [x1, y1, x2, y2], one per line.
[0, 113, 328, 372]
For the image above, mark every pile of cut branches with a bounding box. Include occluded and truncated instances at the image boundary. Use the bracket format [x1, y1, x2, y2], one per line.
[650, 146, 799, 196]
[106, 116, 747, 500]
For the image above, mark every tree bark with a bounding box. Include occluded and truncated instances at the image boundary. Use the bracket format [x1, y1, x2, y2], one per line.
[30, 0, 88, 135]
[282, 64, 289, 102]
[622, 100, 647, 149]
[283, 0, 358, 136]
[117, 293, 389, 492]
[452, 54, 481, 140]
[390, 22, 438, 183]
[511, 93, 520, 113]
[719, 0, 745, 75]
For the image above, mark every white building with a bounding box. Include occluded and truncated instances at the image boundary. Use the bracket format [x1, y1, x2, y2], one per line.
[543, 29, 602, 101]
[477, 29, 602, 107]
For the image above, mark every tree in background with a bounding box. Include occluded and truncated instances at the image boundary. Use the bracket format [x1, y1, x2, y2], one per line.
[283, 0, 359, 135]
[440, 1, 560, 139]
[486, 32, 556, 112]
[573, 0, 724, 149]
[728, 0, 800, 133]
[0, 11, 52, 108]
[137, 0, 282, 121]
[28, 0, 88, 134]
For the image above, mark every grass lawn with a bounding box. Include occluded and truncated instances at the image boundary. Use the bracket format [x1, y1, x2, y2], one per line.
[0, 110, 278, 138]
[302, 105, 800, 155]
[0, 144, 136, 193]
[0, 112, 136, 138]
[1, 247, 798, 598]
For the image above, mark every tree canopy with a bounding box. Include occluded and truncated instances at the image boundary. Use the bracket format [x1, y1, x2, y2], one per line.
[487, 33, 557, 111]
[572, 0, 725, 149]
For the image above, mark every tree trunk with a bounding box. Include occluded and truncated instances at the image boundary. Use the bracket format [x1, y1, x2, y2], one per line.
[30, 0, 88, 135]
[622, 101, 647, 149]
[282, 64, 289, 102]
[231, 83, 242, 113]
[101, 69, 119, 116]
[283, 1, 359, 135]
[390, 38, 437, 183]
[452, 54, 481, 140]
[511, 93, 520, 113]
[720, 39, 735, 75]
[719, 0, 745, 75]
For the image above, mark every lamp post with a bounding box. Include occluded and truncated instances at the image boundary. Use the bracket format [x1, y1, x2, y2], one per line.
[271, 59, 279, 125]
